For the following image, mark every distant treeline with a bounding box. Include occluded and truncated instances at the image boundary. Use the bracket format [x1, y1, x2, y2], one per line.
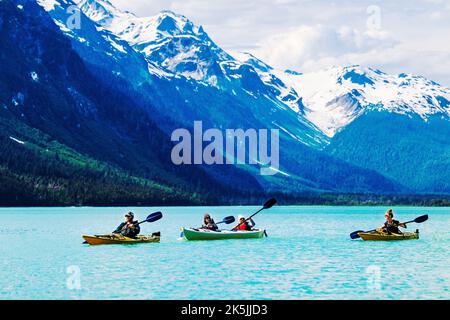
[2, 172, 450, 208]
[271, 193, 450, 207]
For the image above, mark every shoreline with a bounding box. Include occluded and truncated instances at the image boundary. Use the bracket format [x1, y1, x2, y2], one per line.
[1, 203, 449, 209]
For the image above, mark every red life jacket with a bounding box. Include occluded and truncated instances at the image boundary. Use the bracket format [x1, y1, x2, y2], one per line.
[237, 223, 249, 231]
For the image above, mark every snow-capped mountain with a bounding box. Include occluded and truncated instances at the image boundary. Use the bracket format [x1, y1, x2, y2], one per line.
[71, 0, 450, 140]
[277, 65, 450, 137]
[75, 0, 234, 83]
[73, 0, 307, 114]
[37, 0, 450, 142]
[29, 0, 450, 194]
[36, 0, 166, 85]
[234, 52, 305, 114]
[38, 0, 326, 148]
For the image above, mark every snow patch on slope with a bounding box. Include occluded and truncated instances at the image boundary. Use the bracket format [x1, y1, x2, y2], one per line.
[37, 0, 60, 11]
[9, 136, 25, 145]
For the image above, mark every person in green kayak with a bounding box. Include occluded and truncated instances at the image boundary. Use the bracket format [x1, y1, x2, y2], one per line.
[113, 212, 141, 238]
[233, 215, 255, 231]
[379, 209, 407, 234]
[202, 213, 218, 231]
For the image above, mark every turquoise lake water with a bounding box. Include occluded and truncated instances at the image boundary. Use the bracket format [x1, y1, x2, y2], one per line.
[0, 206, 449, 300]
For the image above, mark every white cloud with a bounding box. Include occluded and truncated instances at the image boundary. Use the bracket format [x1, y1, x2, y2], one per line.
[112, 0, 450, 86]
[254, 24, 398, 72]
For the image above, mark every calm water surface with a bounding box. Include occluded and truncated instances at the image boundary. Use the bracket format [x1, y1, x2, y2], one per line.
[0, 206, 448, 300]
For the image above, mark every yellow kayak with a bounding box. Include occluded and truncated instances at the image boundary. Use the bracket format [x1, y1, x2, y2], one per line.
[358, 230, 419, 241]
[82, 233, 160, 245]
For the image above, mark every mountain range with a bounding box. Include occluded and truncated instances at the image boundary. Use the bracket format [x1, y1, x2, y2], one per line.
[1, 0, 449, 206]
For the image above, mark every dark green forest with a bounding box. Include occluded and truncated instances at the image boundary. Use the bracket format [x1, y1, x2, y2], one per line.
[0, 119, 208, 206]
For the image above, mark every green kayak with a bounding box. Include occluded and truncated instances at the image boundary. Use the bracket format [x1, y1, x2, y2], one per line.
[182, 228, 266, 241]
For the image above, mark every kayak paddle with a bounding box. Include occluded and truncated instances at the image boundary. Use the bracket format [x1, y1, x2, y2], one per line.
[83, 212, 163, 244]
[216, 216, 236, 225]
[136, 212, 163, 226]
[402, 214, 429, 224]
[350, 214, 429, 240]
[232, 198, 277, 230]
[113, 212, 163, 234]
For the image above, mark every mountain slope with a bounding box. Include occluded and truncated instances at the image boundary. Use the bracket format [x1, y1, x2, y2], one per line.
[0, 117, 203, 206]
[32, 0, 408, 195]
[0, 0, 267, 205]
[276, 65, 450, 193]
[67, 0, 327, 148]
[4, 0, 445, 205]
[277, 65, 450, 137]
[327, 111, 450, 193]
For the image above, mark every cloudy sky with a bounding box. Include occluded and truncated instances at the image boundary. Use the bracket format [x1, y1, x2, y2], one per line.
[113, 0, 450, 86]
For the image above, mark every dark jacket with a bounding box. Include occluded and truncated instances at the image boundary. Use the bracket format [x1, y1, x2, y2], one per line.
[113, 221, 140, 238]
[202, 219, 218, 231]
[383, 219, 402, 234]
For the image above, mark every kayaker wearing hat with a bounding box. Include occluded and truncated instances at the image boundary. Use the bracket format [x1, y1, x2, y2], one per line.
[379, 209, 406, 234]
[233, 215, 255, 231]
[113, 212, 141, 238]
[202, 213, 218, 231]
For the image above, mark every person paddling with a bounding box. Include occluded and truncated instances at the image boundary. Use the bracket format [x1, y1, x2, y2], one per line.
[113, 212, 141, 238]
[202, 213, 218, 231]
[233, 215, 255, 231]
[379, 209, 406, 234]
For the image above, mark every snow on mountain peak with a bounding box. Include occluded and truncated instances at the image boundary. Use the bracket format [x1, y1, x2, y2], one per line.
[277, 65, 450, 137]
[233, 52, 274, 73]
[72, 2, 229, 82]
[154, 10, 202, 35]
[37, 0, 61, 11]
[38, 0, 450, 141]
[74, 0, 131, 25]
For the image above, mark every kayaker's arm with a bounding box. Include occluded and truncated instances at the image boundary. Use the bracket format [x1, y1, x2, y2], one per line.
[247, 218, 255, 228]
[133, 223, 141, 235]
[113, 222, 126, 234]
[113, 222, 139, 234]
[123, 222, 140, 233]
[210, 219, 218, 230]
[393, 219, 407, 229]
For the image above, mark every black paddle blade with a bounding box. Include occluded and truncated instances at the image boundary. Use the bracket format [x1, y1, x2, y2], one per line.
[145, 212, 163, 223]
[414, 215, 428, 223]
[350, 230, 365, 240]
[263, 198, 277, 209]
[222, 216, 235, 224]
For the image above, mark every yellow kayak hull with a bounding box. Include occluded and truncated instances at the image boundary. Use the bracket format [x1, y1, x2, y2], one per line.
[82, 234, 160, 245]
[358, 231, 419, 241]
